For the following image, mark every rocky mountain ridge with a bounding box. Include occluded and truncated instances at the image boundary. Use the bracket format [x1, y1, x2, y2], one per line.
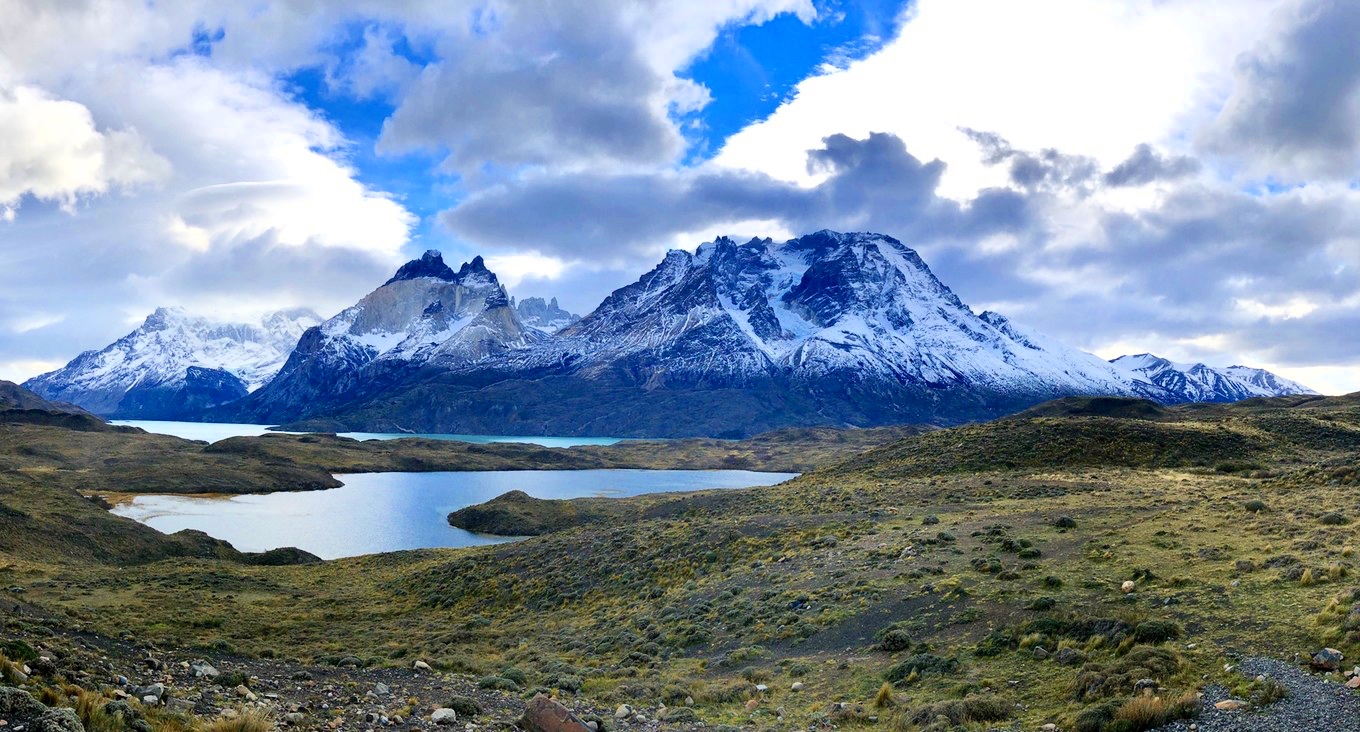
[1111, 353, 1318, 403]
[23, 307, 321, 418]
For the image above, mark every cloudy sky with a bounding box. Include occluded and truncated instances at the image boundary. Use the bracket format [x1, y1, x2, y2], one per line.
[1, 0, 1358, 394]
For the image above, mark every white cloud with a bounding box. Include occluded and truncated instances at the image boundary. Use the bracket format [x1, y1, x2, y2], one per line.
[0, 85, 169, 218]
[714, 0, 1280, 197]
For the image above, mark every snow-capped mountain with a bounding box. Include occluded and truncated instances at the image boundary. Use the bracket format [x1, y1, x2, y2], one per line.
[507, 232, 1165, 397]
[227, 250, 544, 422]
[230, 232, 1184, 437]
[1110, 354, 1317, 402]
[24, 307, 320, 418]
[514, 297, 579, 333]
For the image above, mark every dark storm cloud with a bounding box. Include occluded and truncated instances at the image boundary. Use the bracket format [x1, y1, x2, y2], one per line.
[959, 127, 1099, 193]
[1204, 0, 1360, 179]
[443, 132, 1035, 265]
[377, 27, 684, 174]
[1103, 144, 1200, 187]
[445, 129, 1360, 376]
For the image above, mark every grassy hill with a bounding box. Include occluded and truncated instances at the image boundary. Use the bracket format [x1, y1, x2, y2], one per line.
[2, 394, 1359, 731]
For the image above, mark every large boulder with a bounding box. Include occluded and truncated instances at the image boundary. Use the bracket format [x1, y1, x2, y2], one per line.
[0, 688, 86, 732]
[520, 694, 593, 732]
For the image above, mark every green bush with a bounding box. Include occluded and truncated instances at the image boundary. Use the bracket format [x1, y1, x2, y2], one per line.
[884, 653, 958, 684]
[878, 629, 913, 652]
[1132, 620, 1183, 644]
[448, 696, 482, 717]
[906, 695, 1011, 726]
[478, 676, 520, 692]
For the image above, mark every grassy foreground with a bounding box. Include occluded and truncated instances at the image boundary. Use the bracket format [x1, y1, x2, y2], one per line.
[2, 395, 1360, 731]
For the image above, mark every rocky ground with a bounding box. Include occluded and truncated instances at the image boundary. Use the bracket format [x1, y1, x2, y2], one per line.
[1, 602, 674, 732]
[1155, 656, 1360, 732]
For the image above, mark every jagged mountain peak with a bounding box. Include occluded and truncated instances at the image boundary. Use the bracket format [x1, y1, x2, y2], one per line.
[1110, 353, 1317, 402]
[385, 249, 457, 286]
[515, 296, 579, 334]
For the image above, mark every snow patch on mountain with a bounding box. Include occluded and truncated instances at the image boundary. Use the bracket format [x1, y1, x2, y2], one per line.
[495, 231, 1164, 401]
[24, 306, 320, 415]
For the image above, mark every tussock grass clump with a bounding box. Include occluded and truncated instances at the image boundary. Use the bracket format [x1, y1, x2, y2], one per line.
[1132, 620, 1182, 644]
[884, 654, 959, 685]
[1111, 692, 1199, 731]
[201, 711, 273, 732]
[1073, 647, 1183, 701]
[873, 682, 896, 709]
[903, 695, 1011, 728]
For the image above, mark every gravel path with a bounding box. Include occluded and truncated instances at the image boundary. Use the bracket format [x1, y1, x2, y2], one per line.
[1157, 657, 1360, 731]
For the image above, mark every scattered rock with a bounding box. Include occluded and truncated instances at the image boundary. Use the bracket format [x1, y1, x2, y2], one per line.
[1345, 677, 1360, 689]
[520, 695, 592, 732]
[790, 682, 805, 692]
[374, 682, 390, 696]
[431, 708, 458, 725]
[1214, 699, 1248, 711]
[413, 660, 432, 671]
[614, 705, 633, 720]
[1054, 648, 1086, 666]
[1033, 646, 1049, 660]
[1312, 648, 1345, 671]
[284, 712, 305, 725]
[1121, 580, 1136, 594]
[190, 660, 219, 679]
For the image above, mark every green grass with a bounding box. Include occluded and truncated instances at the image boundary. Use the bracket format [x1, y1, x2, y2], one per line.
[3, 393, 1360, 730]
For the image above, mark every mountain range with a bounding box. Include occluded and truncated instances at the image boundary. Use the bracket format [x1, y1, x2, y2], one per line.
[24, 231, 1317, 436]
[23, 307, 321, 419]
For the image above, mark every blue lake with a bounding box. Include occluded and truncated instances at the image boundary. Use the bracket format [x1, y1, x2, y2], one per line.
[110, 420, 625, 448]
[111, 469, 797, 559]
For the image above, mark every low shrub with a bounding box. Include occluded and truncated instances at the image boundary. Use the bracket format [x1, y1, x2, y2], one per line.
[905, 695, 1012, 726]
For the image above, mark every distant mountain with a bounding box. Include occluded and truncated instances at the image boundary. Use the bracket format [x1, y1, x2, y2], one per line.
[230, 232, 1175, 437]
[1110, 354, 1316, 403]
[24, 307, 320, 418]
[514, 296, 580, 333]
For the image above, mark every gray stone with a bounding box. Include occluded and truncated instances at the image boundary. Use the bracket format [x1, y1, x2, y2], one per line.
[1312, 648, 1345, 671]
[431, 708, 458, 725]
[35, 709, 86, 732]
[190, 661, 220, 679]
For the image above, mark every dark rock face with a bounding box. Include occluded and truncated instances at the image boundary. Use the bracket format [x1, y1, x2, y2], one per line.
[112, 367, 249, 419]
[515, 296, 579, 333]
[384, 249, 458, 285]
